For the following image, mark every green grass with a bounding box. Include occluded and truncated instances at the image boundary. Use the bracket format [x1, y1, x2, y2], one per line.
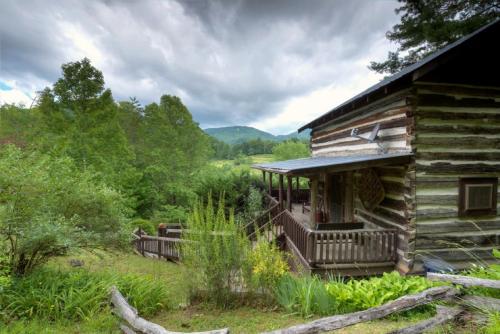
[0, 251, 472, 333]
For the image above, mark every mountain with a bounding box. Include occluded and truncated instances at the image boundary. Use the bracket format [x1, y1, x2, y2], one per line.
[204, 126, 310, 144]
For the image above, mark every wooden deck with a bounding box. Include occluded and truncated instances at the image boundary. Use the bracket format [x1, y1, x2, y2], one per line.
[132, 194, 399, 277]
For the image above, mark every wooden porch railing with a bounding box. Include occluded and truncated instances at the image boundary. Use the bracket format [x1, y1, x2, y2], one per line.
[134, 235, 184, 261]
[270, 189, 309, 203]
[278, 210, 398, 265]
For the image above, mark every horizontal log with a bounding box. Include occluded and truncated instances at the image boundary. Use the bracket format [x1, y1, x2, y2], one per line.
[313, 134, 407, 150]
[417, 93, 500, 109]
[388, 306, 462, 334]
[416, 123, 500, 135]
[417, 152, 500, 162]
[314, 104, 408, 138]
[415, 83, 500, 99]
[415, 233, 500, 249]
[417, 195, 457, 205]
[373, 206, 408, 226]
[416, 163, 500, 174]
[461, 295, 500, 313]
[313, 117, 409, 144]
[415, 248, 497, 263]
[263, 286, 458, 334]
[416, 220, 500, 234]
[110, 286, 229, 334]
[416, 136, 500, 148]
[427, 273, 500, 289]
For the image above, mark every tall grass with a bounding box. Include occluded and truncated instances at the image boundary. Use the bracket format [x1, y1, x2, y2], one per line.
[0, 267, 170, 322]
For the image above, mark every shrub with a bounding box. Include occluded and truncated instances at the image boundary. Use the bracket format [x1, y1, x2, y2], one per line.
[0, 146, 130, 276]
[275, 272, 435, 317]
[0, 267, 170, 322]
[129, 218, 156, 235]
[182, 195, 250, 308]
[248, 239, 288, 296]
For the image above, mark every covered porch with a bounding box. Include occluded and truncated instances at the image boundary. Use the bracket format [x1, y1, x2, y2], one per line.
[252, 152, 412, 276]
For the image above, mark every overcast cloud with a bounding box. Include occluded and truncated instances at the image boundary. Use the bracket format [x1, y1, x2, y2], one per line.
[0, 0, 399, 134]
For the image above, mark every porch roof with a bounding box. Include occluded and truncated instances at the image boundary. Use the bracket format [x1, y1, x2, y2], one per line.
[252, 152, 412, 175]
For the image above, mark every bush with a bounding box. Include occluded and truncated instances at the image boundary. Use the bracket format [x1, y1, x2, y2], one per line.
[272, 140, 309, 161]
[248, 239, 288, 296]
[182, 196, 250, 308]
[275, 272, 436, 317]
[129, 218, 157, 235]
[0, 146, 130, 276]
[0, 267, 170, 322]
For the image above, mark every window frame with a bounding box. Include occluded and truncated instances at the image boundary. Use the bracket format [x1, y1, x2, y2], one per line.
[458, 177, 498, 217]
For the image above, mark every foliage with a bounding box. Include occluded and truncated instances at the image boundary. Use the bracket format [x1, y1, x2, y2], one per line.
[192, 165, 263, 215]
[370, 0, 500, 74]
[0, 267, 170, 322]
[463, 249, 500, 298]
[275, 275, 335, 316]
[37, 58, 139, 199]
[129, 218, 157, 235]
[127, 95, 213, 217]
[248, 239, 289, 296]
[0, 146, 129, 275]
[482, 312, 500, 334]
[275, 272, 435, 317]
[182, 196, 250, 308]
[272, 140, 309, 161]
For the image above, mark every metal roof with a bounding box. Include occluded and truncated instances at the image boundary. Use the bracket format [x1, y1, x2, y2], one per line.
[252, 152, 413, 175]
[298, 19, 500, 132]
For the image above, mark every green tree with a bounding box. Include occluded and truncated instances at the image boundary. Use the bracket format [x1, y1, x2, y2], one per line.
[272, 140, 309, 161]
[37, 58, 139, 197]
[128, 95, 212, 217]
[370, 0, 500, 74]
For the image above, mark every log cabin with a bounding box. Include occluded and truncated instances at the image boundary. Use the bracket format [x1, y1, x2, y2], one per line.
[252, 20, 500, 276]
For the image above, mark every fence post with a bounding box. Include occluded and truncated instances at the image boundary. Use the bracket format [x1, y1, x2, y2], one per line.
[140, 238, 145, 256]
[158, 238, 162, 258]
[306, 231, 314, 263]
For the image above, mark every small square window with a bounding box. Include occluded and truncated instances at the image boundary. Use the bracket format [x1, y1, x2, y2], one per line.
[459, 178, 498, 217]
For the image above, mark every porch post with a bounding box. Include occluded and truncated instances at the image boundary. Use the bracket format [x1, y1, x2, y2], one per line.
[268, 172, 273, 196]
[278, 174, 284, 210]
[287, 175, 292, 212]
[296, 177, 300, 202]
[310, 178, 318, 227]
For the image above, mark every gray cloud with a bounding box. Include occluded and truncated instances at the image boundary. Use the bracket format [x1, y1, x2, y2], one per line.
[0, 0, 398, 132]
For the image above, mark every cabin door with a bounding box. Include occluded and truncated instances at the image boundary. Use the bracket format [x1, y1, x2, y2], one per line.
[330, 174, 343, 224]
[329, 172, 354, 224]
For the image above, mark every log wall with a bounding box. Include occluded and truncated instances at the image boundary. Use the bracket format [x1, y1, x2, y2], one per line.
[413, 82, 500, 271]
[309, 91, 417, 273]
[310, 90, 414, 157]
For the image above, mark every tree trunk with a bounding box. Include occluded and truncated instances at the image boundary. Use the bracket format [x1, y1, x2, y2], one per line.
[388, 306, 462, 334]
[427, 272, 500, 289]
[262, 286, 458, 334]
[110, 286, 229, 334]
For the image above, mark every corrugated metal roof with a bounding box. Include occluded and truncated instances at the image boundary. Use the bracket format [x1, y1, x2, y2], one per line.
[298, 19, 500, 132]
[252, 152, 413, 174]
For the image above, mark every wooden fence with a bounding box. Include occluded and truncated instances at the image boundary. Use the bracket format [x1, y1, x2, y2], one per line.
[134, 234, 184, 261]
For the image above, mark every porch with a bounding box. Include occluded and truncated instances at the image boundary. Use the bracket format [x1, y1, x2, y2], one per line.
[252, 153, 412, 276]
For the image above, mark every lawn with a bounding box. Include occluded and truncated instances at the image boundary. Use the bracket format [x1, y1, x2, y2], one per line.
[0, 251, 449, 334]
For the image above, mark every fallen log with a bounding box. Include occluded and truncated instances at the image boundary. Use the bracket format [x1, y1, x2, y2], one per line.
[427, 273, 500, 289]
[388, 306, 462, 334]
[110, 286, 229, 334]
[460, 295, 500, 313]
[262, 286, 458, 334]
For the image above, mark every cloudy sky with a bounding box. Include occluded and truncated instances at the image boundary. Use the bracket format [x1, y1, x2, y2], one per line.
[0, 0, 399, 134]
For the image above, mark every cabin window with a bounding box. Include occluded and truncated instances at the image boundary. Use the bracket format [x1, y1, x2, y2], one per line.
[458, 178, 498, 217]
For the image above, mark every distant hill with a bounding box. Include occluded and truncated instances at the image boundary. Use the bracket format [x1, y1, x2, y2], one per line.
[204, 126, 310, 144]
